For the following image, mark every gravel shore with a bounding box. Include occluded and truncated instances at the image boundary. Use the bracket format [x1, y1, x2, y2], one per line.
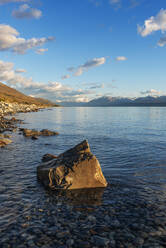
[1, 179, 166, 248]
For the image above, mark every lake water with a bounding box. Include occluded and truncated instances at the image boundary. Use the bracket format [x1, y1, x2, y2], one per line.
[1, 107, 166, 247]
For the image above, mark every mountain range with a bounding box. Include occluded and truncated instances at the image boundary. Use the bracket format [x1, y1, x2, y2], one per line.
[60, 96, 166, 107]
[1, 82, 166, 107]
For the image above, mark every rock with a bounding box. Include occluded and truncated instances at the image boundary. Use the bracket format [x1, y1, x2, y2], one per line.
[0, 116, 22, 133]
[23, 129, 41, 137]
[92, 235, 110, 247]
[0, 102, 45, 117]
[22, 128, 59, 137]
[37, 140, 107, 190]
[42, 154, 58, 162]
[66, 239, 74, 247]
[40, 129, 59, 136]
[0, 138, 12, 147]
[87, 215, 96, 223]
[56, 231, 70, 239]
[0, 134, 11, 138]
[31, 136, 38, 140]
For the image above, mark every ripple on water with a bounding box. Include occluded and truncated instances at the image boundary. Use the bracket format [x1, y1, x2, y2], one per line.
[1, 107, 166, 247]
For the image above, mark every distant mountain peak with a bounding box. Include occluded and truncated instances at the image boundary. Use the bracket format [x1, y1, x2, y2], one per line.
[60, 95, 166, 107]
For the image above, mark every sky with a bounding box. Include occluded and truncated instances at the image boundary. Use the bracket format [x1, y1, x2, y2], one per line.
[0, 0, 165, 102]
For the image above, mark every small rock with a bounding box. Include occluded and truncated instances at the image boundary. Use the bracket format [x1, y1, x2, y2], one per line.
[31, 136, 38, 140]
[92, 235, 110, 247]
[56, 231, 70, 239]
[87, 215, 96, 223]
[66, 239, 74, 247]
[42, 154, 58, 162]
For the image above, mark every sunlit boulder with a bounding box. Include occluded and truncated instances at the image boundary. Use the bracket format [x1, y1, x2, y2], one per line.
[37, 140, 107, 190]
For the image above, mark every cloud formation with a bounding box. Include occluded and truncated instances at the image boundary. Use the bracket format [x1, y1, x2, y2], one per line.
[89, 83, 104, 89]
[109, 0, 139, 9]
[138, 9, 166, 37]
[36, 48, 48, 54]
[116, 56, 127, 61]
[0, 60, 39, 88]
[61, 74, 70, 80]
[140, 89, 161, 95]
[109, 0, 121, 8]
[158, 36, 166, 47]
[89, 0, 101, 7]
[0, 59, 94, 102]
[12, 4, 42, 19]
[67, 67, 75, 72]
[0, 24, 54, 54]
[73, 57, 106, 76]
[0, 0, 28, 4]
[15, 68, 26, 73]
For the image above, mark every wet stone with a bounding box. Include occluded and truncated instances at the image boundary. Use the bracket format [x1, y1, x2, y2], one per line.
[92, 235, 110, 247]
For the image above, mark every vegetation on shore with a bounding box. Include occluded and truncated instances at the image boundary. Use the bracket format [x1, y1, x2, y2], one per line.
[0, 82, 58, 107]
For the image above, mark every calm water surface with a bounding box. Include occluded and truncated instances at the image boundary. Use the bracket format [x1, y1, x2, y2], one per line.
[1, 107, 166, 246]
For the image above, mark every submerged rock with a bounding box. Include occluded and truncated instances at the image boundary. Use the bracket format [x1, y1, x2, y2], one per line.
[23, 129, 41, 137]
[37, 140, 107, 190]
[40, 129, 59, 136]
[22, 128, 59, 137]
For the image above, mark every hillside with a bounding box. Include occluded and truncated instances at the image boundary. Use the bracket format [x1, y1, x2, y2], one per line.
[0, 82, 58, 106]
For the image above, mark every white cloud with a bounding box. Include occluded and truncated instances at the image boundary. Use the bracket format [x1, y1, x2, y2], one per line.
[30, 84, 94, 102]
[109, 0, 120, 4]
[61, 74, 70, 80]
[129, 0, 139, 8]
[15, 68, 26, 73]
[89, 83, 104, 89]
[12, 4, 42, 19]
[109, 0, 139, 9]
[36, 48, 48, 54]
[89, 0, 101, 7]
[116, 56, 127, 61]
[158, 36, 166, 47]
[67, 67, 75, 72]
[140, 89, 161, 95]
[109, 0, 121, 8]
[73, 57, 106, 76]
[0, 60, 45, 89]
[0, 59, 95, 102]
[138, 9, 166, 37]
[0, 0, 28, 4]
[0, 24, 54, 54]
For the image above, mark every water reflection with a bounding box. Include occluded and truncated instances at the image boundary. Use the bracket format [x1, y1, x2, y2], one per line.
[46, 187, 105, 206]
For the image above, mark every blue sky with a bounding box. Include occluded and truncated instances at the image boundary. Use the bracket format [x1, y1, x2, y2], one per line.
[0, 0, 165, 102]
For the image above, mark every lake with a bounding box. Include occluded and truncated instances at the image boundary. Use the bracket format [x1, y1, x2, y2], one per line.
[1, 107, 166, 247]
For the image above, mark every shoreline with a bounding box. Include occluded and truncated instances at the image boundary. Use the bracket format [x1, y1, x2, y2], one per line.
[0, 102, 54, 146]
[0, 101, 53, 133]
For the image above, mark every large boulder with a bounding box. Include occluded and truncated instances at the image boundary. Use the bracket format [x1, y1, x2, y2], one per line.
[37, 140, 107, 190]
